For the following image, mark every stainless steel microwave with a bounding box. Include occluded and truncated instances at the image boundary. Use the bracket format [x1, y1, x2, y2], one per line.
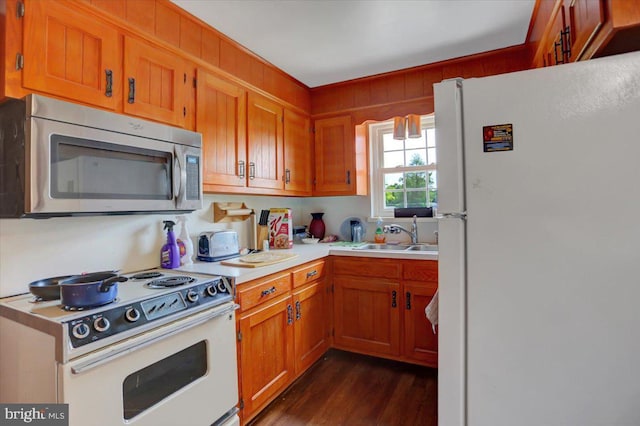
[0, 95, 203, 218]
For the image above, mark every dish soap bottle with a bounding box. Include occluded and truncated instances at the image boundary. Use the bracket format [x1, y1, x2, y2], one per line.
[176, 216, 194, 266]
[160, 220, 180, 269]
[374, 217, 386, 243]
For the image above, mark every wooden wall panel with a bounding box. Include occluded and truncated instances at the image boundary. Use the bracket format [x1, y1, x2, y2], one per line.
[155, 1, 180, 46]
[201, 28, 221, 67]
[179, 15, 202, 58]
[126, 0, 155, 34]
[310, 45, 529, 124]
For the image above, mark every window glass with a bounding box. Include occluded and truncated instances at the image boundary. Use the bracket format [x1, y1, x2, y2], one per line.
[370, 115, 437, 217]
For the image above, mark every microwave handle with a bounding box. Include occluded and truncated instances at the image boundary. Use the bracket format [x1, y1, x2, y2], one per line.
[174, 155, 182, 200]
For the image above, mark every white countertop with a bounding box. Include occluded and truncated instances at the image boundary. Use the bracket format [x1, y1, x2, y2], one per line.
[178, 242, 438, 284]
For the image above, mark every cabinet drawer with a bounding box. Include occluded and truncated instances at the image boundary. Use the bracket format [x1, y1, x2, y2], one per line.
[238, 272, 292, 312]
[291, 260, 326, 288]
[333, 257, 401, 279]
[402, 260, 438, 282]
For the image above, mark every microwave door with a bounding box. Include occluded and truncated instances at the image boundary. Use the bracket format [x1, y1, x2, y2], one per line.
[174, 144, 203, 211]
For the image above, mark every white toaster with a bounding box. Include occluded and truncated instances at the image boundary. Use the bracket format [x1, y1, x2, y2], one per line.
[196, 230, 240, 262]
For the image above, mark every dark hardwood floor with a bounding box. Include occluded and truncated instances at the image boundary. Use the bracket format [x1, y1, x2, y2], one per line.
[247, 349, 438, 426]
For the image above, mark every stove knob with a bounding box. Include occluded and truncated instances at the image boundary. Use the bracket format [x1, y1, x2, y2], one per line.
[125, 308, 141, 322]
[72, 323, 90, 339]
[93, 317, 110, 332]
[186, 290, 199, 303]
[217, 281, 228, 294]
[206, 285, 217, 297]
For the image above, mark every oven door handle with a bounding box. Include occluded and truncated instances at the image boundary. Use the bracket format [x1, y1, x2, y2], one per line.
[70, 303, 239, 375]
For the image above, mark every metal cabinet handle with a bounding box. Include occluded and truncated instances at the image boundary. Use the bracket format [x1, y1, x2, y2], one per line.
[295, 300, 301, 320]
[105, 69, 113, 97]
[406, 292, 412, 310]
[249, 162, 255, 180]
[391, 290, 397, 308]
[346, 170, 351, 185]
[128, 77, 136, 104]
[287, 304, 293, 325]
[260, 286, 276, 297]
[285, 169, 291, 184]
[238, 160, 245, 179]
[306, 270, 317, 279]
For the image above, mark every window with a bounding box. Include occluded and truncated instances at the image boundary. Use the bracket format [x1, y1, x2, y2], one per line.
[370, 115, 437, 218]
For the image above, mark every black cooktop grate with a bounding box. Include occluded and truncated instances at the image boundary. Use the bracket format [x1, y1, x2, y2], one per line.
[146, 276, 196, 288]
[131, 272, 164, 280]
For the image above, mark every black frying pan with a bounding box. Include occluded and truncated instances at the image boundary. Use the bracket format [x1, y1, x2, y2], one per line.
[28, 270, 119, 301]
[28, 275, 74, 300]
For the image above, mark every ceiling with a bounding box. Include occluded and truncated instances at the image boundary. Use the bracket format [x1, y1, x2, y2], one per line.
[171, 0, 536, 88]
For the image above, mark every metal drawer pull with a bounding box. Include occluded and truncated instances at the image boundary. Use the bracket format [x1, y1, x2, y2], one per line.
[306, 270, 317, 278]
[260, 286, 277, 297]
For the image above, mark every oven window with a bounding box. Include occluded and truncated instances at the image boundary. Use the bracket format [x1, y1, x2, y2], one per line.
[122, 341, 207, 420]
[50, 135, 172, 200]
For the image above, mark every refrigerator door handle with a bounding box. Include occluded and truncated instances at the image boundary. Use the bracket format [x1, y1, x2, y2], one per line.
[436, 211, 467, 220]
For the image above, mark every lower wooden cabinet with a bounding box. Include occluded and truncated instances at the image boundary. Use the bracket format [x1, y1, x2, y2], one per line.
[292, 279, 328, 374]
[333, 276, 400, 356]
[236, 260, 329, 424]
[238, 295, 295, 418]
[332, 256, 438, 367]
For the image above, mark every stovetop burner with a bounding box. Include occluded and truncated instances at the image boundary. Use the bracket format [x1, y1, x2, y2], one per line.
[146, 276, 196, 288]
[131, 271, 164, 280]
[61, 298, 119, 311]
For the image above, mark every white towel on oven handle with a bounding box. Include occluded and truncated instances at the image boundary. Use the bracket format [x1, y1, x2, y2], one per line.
[425, 289, 438, 334]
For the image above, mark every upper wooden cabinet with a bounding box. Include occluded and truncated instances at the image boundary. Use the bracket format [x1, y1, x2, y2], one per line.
[314, 115, 367, 196]
[196, 69, 247, 191]
[123, 36, 190, 127]
[532, 0, 639, 66]
[22, 0, 120, 109]
[283, 109, 312, 195]
[247, 93, 285, 191]
[568, 0, 605, 61]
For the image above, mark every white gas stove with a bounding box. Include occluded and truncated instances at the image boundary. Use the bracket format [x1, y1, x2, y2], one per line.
[0, 269, 240, 426]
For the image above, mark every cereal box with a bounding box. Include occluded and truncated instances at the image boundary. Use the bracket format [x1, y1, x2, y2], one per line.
[268, 208, 293, 249]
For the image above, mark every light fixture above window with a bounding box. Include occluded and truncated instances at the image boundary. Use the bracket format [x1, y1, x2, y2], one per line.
[393, 114, 422, 140]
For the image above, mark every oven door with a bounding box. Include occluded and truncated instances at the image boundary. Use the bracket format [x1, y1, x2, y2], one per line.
[58, 303, 238, 426]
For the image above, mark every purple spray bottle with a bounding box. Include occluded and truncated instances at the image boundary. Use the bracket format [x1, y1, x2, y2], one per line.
[160, 220, 180, 269]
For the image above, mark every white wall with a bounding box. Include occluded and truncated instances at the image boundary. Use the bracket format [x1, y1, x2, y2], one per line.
[0, 193, 437, 298]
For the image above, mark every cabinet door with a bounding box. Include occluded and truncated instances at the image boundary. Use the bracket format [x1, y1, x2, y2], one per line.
[196, 69, 247, 189]
[238, 296, 294, 419]
[542, 3, 568, 66]
[567, 0, 605, 61]
[23, 0, 120, 110]
[313, 115, 355, 195]
[292, 279, 328, 374]
[333, 276, 400, 356]
[247, 93, 284, 190]
[403, 281, 438, 366]
[124, 36, 188, 127]
[283, 109, 312, 194]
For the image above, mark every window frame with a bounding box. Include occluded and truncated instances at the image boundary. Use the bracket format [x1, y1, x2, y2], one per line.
[369, 115, 437, 219]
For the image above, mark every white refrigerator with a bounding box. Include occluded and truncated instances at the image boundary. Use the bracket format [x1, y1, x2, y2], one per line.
[434, 51, 640, 426]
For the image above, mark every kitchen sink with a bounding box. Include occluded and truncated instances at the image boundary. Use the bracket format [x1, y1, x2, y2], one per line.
[406, 244, 439, 252]
[353, 243, 438, 252]
[354, 244, 412, 250]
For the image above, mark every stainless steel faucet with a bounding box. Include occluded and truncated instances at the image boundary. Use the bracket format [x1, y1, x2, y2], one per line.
[384, 215, 419, 244]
